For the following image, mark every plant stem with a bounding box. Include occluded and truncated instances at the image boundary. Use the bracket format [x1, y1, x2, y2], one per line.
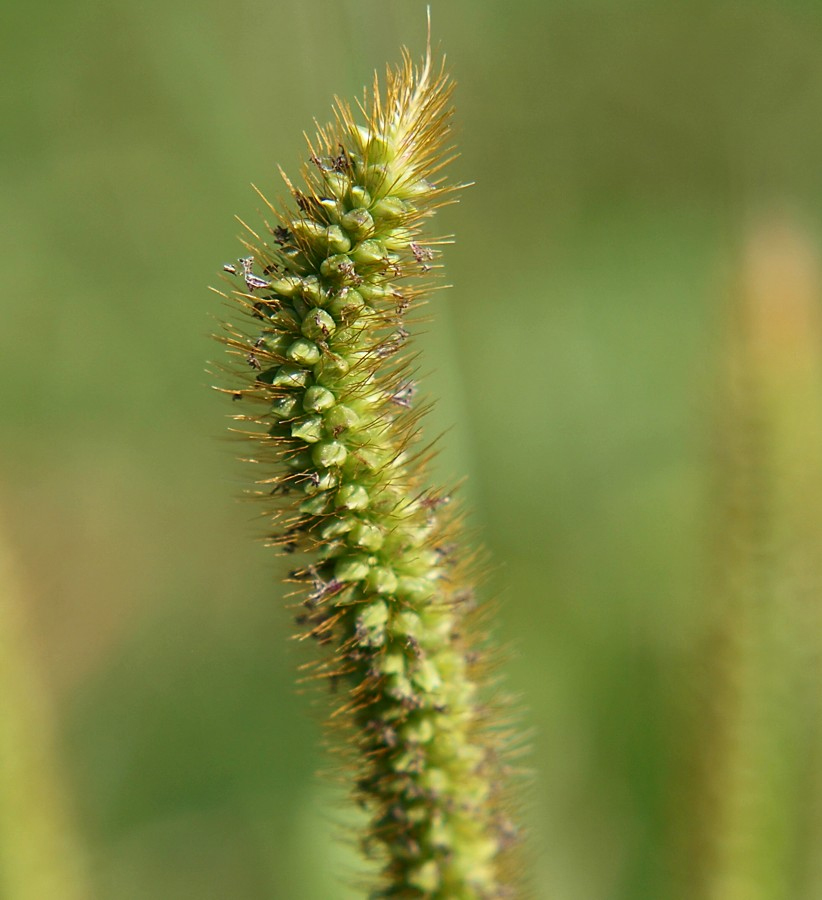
[0, 520, 91, 900]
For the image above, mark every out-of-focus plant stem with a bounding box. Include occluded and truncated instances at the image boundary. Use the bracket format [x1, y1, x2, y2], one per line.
[688, 217, 822, 900]
[0, 519, 91, 900]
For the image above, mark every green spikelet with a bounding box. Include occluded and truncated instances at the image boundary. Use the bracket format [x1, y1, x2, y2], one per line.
[212, 43, 518, 899]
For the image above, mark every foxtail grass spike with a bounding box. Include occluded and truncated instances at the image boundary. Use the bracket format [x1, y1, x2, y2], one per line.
[212, 41, 519, 899]
[0, 517, 91, 900]
[686, 218, 822, 900]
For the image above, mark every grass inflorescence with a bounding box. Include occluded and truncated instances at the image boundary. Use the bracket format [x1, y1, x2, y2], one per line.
[212, 41, 519, 900]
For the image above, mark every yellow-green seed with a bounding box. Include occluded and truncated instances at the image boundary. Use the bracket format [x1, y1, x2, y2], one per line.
[303, 468, 339, 495]
[320, 516, 355, 540]
[291, 416, 323, 443]
[336, 483, 369, 510]
[270, 395, 300, 420]
[270, 275, 301, 296]
[313, 353, 349, 382]
[299, 494, 329, 516]
[349, 185, 372, 207]
[411, 659, 442, 694]
[270, 364, 310, 389]
[366, 565, 398, 595]
[356, 600, 389, 646]
[342, 208, 375, 239]
[324, 404, 360, 434]
[325, 225, 351, 253]
[302, 308, 336, 341]
[292, 218, 326, 243]
[334, 555, 370, 582]
[312, 440, 347, 468]
[300, 275, 325, 306]
[326, 289, 365, 320]
[371, 195, 407, 221]
[303, 385, 335, 412]
[348, 521, 383, 551]
[380, 652, 405, 676]
[352, 239, 385, 267]
[286, 338, 322, 366]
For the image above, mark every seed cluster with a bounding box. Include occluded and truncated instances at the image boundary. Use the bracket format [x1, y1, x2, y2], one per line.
[215, 51, 517, 899]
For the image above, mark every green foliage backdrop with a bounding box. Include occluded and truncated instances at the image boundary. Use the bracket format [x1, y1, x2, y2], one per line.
[3, 1, 822, 897]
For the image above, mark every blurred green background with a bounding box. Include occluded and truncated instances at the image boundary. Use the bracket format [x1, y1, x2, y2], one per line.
[3, 1, 822, 897]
